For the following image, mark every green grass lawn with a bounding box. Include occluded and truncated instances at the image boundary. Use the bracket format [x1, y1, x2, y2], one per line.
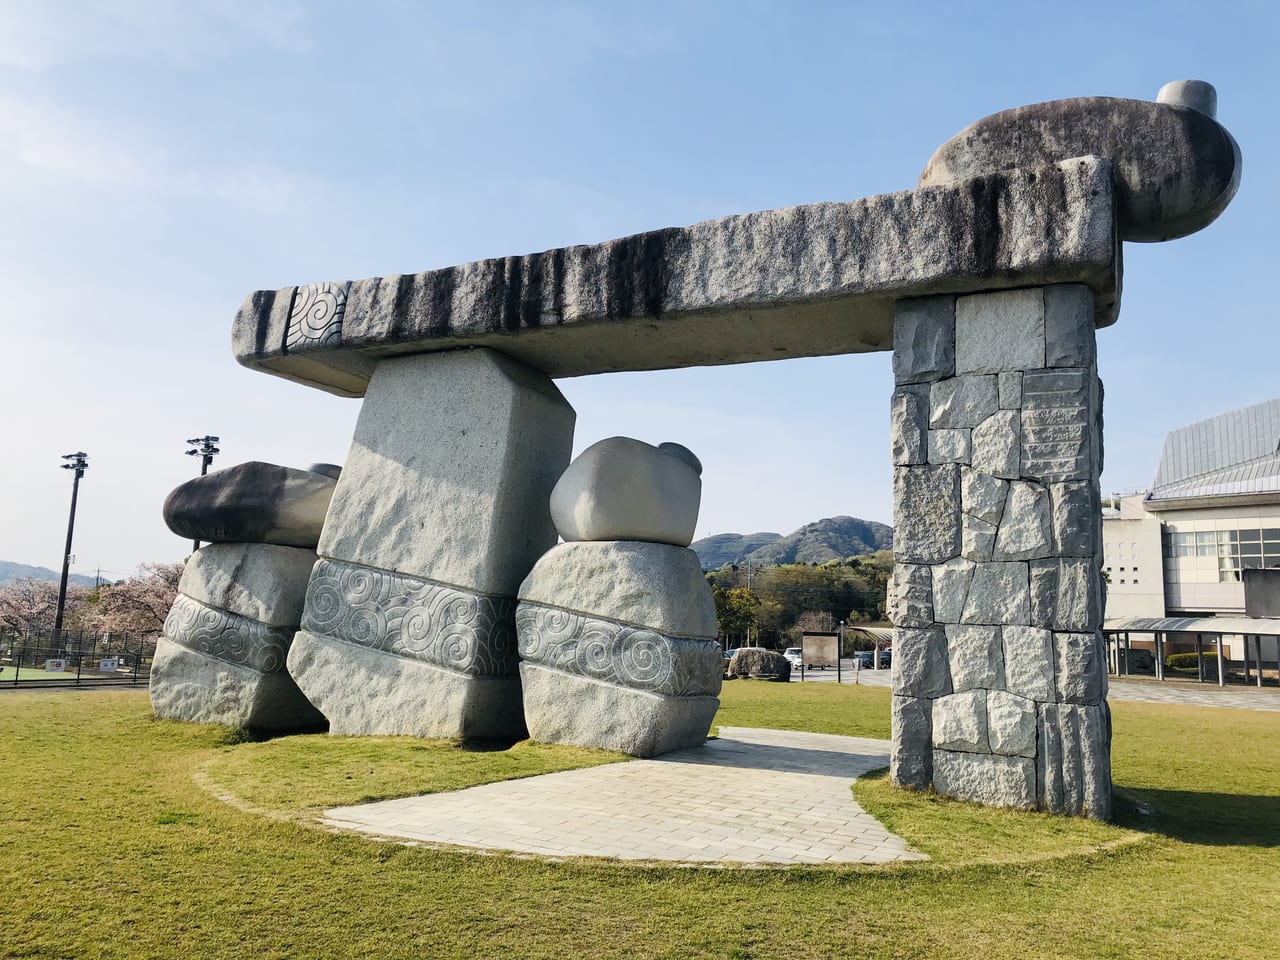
[0, 666, 82, 681]
[0, 665, 143, 682]
[0, 685, 1276, 959]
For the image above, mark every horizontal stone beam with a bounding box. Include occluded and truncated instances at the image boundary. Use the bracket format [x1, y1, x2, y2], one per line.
[233, 157, 1119, 397]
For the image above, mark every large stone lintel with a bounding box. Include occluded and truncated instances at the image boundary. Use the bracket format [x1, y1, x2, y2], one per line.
[233, 158, 1120, 396]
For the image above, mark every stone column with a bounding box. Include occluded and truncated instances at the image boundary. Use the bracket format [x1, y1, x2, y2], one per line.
[888, 286, 1111, 819]
[288, 348, 576, 739]
[516, 438, 723, 758]
[151, 542, 324, 732]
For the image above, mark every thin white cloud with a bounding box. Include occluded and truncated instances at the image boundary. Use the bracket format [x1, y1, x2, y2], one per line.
[0, 0, 311, 70]
[0, 96, 150, 186]
[0, 93, 334, 214]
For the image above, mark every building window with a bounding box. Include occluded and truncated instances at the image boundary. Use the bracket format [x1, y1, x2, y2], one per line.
[1165, 531, 1197, 558]
[1206, 525, 1280, 580]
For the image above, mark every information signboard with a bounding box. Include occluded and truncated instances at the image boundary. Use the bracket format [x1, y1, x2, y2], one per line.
[801, 633, 838, 669]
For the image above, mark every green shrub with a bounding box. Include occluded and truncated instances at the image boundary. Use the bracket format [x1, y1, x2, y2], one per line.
[1166, 652, 1217, 671]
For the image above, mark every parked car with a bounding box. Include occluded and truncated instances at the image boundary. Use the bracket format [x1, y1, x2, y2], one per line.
[783, 647, 803, 669]
[854, 649, 892, 669]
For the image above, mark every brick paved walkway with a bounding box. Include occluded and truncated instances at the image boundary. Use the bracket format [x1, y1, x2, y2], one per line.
[799, 662, 1280, 711]
[323, 726, 923, 866]
[1104, 678, 1280, 711]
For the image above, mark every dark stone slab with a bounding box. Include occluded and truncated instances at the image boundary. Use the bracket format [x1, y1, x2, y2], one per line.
[163, 461, 336, 548]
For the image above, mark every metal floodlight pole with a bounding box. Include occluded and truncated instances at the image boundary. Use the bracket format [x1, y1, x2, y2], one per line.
[53, 452, 89, 642]
[184, 435, 220, 553]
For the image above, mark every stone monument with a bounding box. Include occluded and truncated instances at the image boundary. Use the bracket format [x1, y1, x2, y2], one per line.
[516, 438, 723, 757]
[151, 462, 336, 730]
[206, 80, 1237, 816]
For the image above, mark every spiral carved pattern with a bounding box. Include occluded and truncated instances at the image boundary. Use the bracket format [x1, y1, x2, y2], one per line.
[301, 558, 517, 676]
[516, 602, 723, 698]
[286, 281, 349, 351]
[163, 593, 291, 674]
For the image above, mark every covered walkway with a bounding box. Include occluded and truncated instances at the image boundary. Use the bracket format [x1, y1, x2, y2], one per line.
[1103, 616, 1280, 688]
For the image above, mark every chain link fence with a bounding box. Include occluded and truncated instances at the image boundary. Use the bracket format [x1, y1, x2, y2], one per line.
[0, 628, 153, 686]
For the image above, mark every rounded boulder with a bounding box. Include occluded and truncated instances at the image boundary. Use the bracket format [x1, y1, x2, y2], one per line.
[550, 437, 701, 546]
[727, 647, 791, 682]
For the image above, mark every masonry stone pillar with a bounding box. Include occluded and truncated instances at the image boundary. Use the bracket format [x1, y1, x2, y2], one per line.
[889, 285, 1111, 819]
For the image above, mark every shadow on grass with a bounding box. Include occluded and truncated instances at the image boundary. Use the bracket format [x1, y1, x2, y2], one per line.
[216, 725, 531, 754]
[214, 721, 329, 745]
[663, 738, 887, 776]
[450, 737, 525, 752]
[1115, 787, 1280, 847]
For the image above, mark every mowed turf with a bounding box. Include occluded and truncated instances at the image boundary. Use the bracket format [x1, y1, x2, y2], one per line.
[0, 685, 1276, 959]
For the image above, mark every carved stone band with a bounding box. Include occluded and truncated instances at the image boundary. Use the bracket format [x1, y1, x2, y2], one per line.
[516, 602, 724, 698]
[163, 593, 292, 674]
[286, 281, 349, 352]
[301, 558, 518, 677]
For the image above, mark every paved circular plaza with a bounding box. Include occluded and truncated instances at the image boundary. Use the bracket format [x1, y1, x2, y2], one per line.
[323, 726, 924, 866]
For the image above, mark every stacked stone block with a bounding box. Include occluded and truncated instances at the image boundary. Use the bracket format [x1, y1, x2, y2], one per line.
[152, 463, 337, 731]
[516, 438, 723, 758]
[287, 349, 576, 740]
[889, 285, 1111, 818]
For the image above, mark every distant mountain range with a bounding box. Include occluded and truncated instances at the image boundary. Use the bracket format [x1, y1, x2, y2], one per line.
[691, 516, 893, 569]
[0, 561, 99, 589]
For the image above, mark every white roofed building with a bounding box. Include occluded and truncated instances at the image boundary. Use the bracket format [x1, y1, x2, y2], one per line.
[1102, 399, 1280, 682]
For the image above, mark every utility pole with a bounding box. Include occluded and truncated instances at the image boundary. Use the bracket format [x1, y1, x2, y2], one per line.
[184, 436, 220, 553]
[53, 452, 89, 641]
[838, 620, 844, 684]
[743, 562, 761, 646]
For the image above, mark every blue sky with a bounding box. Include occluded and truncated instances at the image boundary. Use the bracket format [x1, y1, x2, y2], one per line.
[1, 0, 1276, 578]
